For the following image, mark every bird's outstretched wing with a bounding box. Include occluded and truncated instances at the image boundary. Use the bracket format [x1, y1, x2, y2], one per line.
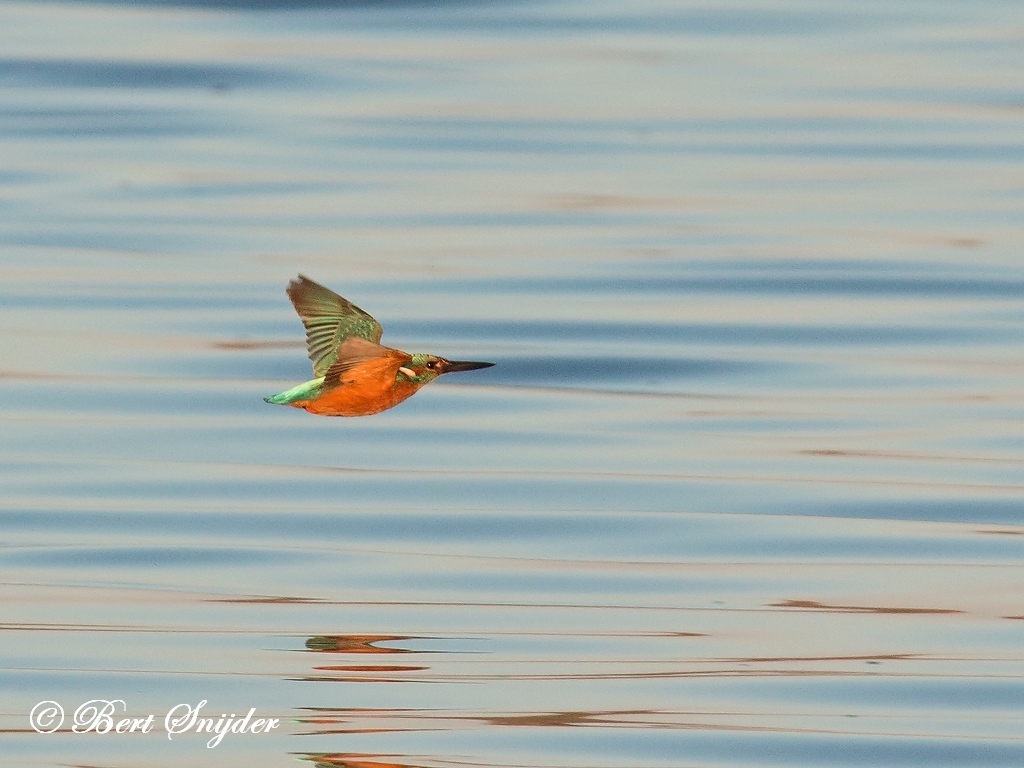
[286, 275, 385, 377]
[323, 336, 412, 389]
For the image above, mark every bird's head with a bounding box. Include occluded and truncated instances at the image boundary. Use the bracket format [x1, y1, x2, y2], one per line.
[397, 354, 494, 387]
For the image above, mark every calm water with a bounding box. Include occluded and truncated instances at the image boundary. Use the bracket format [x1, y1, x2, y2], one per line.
[2, 0, 1024, 766]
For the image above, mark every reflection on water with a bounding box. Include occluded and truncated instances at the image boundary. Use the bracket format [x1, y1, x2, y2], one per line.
[306, 635, 419, 653]
[304, 756, 425, 768]
[2, 0, 1024, 767]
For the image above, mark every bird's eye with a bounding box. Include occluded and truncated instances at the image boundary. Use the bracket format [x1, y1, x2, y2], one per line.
[426, 361, 436, 369]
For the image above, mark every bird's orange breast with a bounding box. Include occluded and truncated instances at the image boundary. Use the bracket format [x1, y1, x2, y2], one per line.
[292, 357, 419, 417]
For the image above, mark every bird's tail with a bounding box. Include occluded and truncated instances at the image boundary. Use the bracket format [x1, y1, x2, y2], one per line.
[264, 377, 325, 405]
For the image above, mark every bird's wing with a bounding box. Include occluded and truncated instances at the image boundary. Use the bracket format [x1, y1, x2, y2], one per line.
[286, 275, 385, 377]
[323, 337, 412, 389]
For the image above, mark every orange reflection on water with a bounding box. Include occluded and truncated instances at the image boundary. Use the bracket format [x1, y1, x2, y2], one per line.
[306, 635, 418, 654]
[302, 754, 427, 768]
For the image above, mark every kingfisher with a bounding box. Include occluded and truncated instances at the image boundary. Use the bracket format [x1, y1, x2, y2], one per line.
[264, 275, 494, 416]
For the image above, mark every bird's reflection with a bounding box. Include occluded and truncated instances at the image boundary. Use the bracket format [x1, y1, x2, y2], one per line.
[305, 635, 417, 654]
[302, 755, 426, 768]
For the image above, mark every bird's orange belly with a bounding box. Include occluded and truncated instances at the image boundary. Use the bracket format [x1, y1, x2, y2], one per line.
[294, 377, 417, 417]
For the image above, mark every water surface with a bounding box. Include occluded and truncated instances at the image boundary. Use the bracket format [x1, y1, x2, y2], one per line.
[1, 1, 1023, 766]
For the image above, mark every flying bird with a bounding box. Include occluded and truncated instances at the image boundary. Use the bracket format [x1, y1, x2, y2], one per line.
[265, 275, 494, 416]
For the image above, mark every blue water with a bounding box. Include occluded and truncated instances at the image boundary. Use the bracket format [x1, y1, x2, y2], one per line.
[2, 1, 1023, 766]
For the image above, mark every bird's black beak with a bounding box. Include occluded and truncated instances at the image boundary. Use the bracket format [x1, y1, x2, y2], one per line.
[441, 360, 495, 374]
